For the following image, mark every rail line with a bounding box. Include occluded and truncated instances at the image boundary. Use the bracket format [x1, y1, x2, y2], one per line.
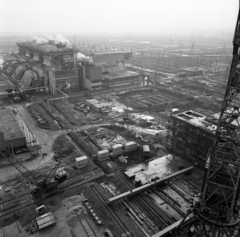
[121, 199, 157, 236]
[168, 183, 191, 201]
[115, 173, 170, 229]
[177, 176, 201, 192]
[89, 183, 134, 237]
[78, 216, 98, 237]
[0, 225, 8, 237]
[153, 188, 185, 216]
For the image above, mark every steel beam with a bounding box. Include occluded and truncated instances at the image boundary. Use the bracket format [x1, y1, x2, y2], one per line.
[107, 166, 194, 204]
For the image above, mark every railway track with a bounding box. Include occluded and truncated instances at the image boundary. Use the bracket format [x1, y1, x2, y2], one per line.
[0, 168, 105, 218]
[78, 216, 98, 237]
[168, 183, 191, 201]
[52, 103, 79, 126]
[0, 225, 8, 237]
[120, 200, 157, 236]
[153, 188, 185, 216]
[89, 183, 134, 237]
[115, 173, 170, 229]
[175, 176, 201, 193]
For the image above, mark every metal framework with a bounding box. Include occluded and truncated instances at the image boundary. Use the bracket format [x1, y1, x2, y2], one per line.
[130, 50, 231, 74]
[174, 3, 240, 236]
[166, 114, 215, 169]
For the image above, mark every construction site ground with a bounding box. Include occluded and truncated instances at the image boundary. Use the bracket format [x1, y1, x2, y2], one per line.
[0, 154, 199, 237]
[0, 68, 228, 237]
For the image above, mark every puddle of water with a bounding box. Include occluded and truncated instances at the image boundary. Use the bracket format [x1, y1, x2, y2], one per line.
[126, 155, 189, 185]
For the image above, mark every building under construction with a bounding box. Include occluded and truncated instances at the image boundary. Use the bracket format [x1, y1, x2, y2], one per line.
[166, 109, 215, 168]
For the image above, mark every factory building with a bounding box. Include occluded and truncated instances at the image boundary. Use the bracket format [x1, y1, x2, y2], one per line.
[81, 52, 141, 91]
[0, 108, 27, 152]
[167, 109, 216, 168]
[17, 40, 79, 93]
[2, 40, 79, 95]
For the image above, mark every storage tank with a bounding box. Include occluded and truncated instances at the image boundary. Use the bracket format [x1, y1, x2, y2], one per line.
[75, 156, 88, 169]
[124, 141, 137, 152]
[112, 144, 123, 157]
[97, 149, 110, 161]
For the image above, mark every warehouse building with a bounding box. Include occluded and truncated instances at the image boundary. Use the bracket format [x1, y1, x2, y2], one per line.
[0, 108, 26, 152]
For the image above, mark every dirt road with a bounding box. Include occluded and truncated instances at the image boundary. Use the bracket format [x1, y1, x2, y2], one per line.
[0, 104, 110, 183]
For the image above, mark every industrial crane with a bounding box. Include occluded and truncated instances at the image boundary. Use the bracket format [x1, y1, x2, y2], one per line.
[174, 2, 240, 236]
[3, 147, 67, 203]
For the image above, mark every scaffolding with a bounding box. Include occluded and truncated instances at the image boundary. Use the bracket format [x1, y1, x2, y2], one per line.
[166, 113, 215, 169]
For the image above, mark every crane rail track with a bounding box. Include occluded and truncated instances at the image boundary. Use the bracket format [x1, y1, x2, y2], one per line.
[89, 183, 134, 237]
[0, 167, 105, 218]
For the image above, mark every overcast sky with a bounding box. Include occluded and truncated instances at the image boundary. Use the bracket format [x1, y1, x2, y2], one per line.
[0, 0, 238, 37]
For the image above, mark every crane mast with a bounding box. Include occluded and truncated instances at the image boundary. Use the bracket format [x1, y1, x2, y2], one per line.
[175, 2, 240, 236]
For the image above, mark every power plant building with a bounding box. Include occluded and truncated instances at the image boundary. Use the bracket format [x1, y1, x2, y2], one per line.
[16, 40, 79, 94]
[81, 52, 141, 91]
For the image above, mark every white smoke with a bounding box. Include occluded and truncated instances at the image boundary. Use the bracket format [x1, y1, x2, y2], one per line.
[55, 34, 71, 46]
[77, 53, 92, 62]
[33, 36, 48, 44]
[46, 35, 55, 40]
[45, 34, 71, 46]
[33, 34, 72, 46]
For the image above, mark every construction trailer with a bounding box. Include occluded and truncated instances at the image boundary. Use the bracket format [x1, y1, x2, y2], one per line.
[97, 149, 110, 161]
[75, 156, 88, 169]
[142, 145, 150, 158]
[166, 110, 215, 169]
[124, 141, 137, 152]
[112, 144, 123, 157]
